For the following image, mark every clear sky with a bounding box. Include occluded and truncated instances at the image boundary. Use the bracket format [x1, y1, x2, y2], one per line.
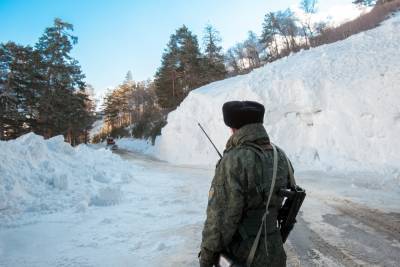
[0, 0, 353, 96]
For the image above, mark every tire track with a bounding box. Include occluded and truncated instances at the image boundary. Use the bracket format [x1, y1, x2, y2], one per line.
[288, 215, 361, 267]
[333, 200, 400, 241]
[286, 193, 400, 267]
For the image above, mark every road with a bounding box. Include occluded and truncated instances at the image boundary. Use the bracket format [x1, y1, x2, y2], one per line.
[117, 149, 400, 267]
[0, 148, 398, 267]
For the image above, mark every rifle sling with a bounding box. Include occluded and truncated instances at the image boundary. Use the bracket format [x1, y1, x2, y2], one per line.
[246, 143, 278, 267]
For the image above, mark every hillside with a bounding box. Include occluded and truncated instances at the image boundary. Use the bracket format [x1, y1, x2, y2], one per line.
[156, 13, 400, 184]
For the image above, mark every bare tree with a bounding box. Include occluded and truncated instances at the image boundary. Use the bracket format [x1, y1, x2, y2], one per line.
[225, 48, 240, 74]
[244, 31, 262, 69]
[299, 0, 318, 47]
[274, 9, 300, 52]
[234, 43, 247, 70]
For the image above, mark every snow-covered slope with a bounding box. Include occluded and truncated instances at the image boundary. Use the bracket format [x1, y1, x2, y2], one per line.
[156, 14, 400, 182]
[0, 133, 138, 217]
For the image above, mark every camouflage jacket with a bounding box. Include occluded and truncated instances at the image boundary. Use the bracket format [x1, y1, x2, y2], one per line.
[200, 123, 290, 267]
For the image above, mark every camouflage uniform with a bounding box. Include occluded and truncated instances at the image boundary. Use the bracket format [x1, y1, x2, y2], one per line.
[200, 123, 290, 267]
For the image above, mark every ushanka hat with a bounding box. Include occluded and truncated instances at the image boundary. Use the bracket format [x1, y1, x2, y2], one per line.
[222, 101, 265, 129]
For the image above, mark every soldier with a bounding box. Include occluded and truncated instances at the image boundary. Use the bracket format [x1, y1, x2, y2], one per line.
[199, 100, 291, 267]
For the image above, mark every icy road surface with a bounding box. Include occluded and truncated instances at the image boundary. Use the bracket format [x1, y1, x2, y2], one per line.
[1, 149, 399, 267]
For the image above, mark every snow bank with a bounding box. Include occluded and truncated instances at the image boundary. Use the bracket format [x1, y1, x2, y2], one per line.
[156, 15, 400, 182]
[0, 133, 138, 217]
[116, 138, 156, 156]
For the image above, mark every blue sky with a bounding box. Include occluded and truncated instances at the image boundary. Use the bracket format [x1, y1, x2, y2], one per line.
[0, 0, 352, 96]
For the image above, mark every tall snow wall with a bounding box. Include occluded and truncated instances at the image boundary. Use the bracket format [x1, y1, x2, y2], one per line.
[156, 15, 400, 179]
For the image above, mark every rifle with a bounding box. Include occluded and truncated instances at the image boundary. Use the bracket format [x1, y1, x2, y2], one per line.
[277, 151, 306, 243]
[278, 185, 306, 243]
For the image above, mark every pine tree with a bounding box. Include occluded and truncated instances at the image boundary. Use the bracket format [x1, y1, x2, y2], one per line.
[155, 25, 205, 109]
[1, 18, 93, 143]
[67, 91, 95, 145]
[0, 42, 43, 139]
[103, 87, 127, 131]
[0, 43, 22, 139]
[261, 12, 280, 60]
[100, 79, 165, 143]
[124, 70, 133, 85]
[202, 24, 227, 82]
[35, 18, 87, 140]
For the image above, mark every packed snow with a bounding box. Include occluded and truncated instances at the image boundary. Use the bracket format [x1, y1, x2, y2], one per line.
[0, 133, 139, 221]
[156, 14, 400, 186]
[0, 134, 212, 266]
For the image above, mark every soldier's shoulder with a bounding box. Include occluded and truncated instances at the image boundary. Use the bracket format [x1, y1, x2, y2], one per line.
[273, 144, 290, 160]
[225, 145, 259, 158]
[221, 145, 259, 167]
[274, 144, 286, 154]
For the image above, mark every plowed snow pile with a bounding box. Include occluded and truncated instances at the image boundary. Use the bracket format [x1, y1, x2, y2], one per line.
[0, 133, 137, 217]
[156, 15, 400, 183]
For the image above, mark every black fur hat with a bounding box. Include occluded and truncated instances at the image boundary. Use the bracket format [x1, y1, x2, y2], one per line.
[222, 101, 265, 129]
